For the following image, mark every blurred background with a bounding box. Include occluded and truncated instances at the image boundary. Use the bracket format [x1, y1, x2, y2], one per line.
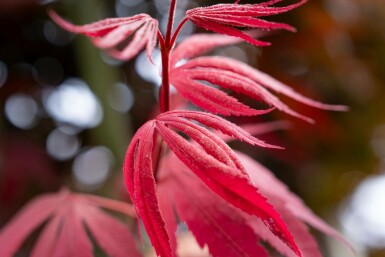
[0, 0, 384, 256]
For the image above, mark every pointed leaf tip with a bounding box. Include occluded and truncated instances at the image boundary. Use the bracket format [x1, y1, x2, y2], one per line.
[126, 113, 314, 256]
[167, 167, 269, 257]
[152, 112, 300, 255]
[0, 190, 141, 257]
[48, 9, 158, 61]
[158, 111, 282, 149]
[238, 151, 353, 256]
[186, 0, 307, 46]
[123, 121, 173, 257]
[171, 56, 345, 122]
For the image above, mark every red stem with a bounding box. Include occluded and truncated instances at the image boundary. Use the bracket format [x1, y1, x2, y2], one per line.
[155, 0, 179, 179]
[159, 0, 177, 113]
[159, 47, 170, 113]
[170, 17, 188, 47]
[155, 1, 189, 179]
[165, 0, 177, 46]
[157, 30, 165, 49]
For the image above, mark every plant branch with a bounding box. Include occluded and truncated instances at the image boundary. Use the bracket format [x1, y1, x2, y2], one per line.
[157, 30, 165, 49]
[165, 0, 177, 47]
[170, 17, 188, 47]
[159, 47, 170, 113]
[159, 0, 178, 113]
[69, 0, 130, 166]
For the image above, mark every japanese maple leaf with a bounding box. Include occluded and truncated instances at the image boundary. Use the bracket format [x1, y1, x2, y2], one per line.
[156, 147, 352, 257]
[48, 10, 158, 61]
[0, 188, 141, 257]
[217, 123, 353, 256]
[157, 154, 269, 257]
[186, 0, 307, 46]
[123, 110, 302, 257]
[237, 151, 354, 257]
[169, 33, 348, 122]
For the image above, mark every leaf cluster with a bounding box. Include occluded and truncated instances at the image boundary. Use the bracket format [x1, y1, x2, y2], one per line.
[0, 1, 352, 257]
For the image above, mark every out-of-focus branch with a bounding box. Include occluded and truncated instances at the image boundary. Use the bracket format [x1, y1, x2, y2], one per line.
[64, 0, 132, 166]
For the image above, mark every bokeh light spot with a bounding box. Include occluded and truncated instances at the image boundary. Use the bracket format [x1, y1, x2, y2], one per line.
[5, 94, 39, 129]
[340, 174, 385, 249]
[72, 146, 114, 190]
[135, 49, 162, 86]
[108, 83, 134, 113]
[46, 128, 81, 161]
[44, 20, 74, 46]
[43, 78, 103, 129]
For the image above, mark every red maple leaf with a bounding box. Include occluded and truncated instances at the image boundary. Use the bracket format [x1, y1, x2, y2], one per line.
[216, 123, 353, 255]
[170, 33, 348, 122]
[48, 10, 158, 61]
[43, 1, 353, 256]
[158, 155, 269, 257]
[123, 110, 302, 257]
[237, 151, 354, 256]
[155, 146, 352, 257]
[186, 0, 307, 46]
[0, 188, 141, 257]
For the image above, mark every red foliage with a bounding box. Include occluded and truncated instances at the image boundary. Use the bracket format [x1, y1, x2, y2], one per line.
[158, 155, 268, 257]
[170, 33, 347, 122]
[156, 149, 351, 257]
[123, 111, 298, 257]
[186, 0, 307, 46]
[0, 189, 140, 257]
[0, 1, 353, 256]
[48, 10, 158, 61]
